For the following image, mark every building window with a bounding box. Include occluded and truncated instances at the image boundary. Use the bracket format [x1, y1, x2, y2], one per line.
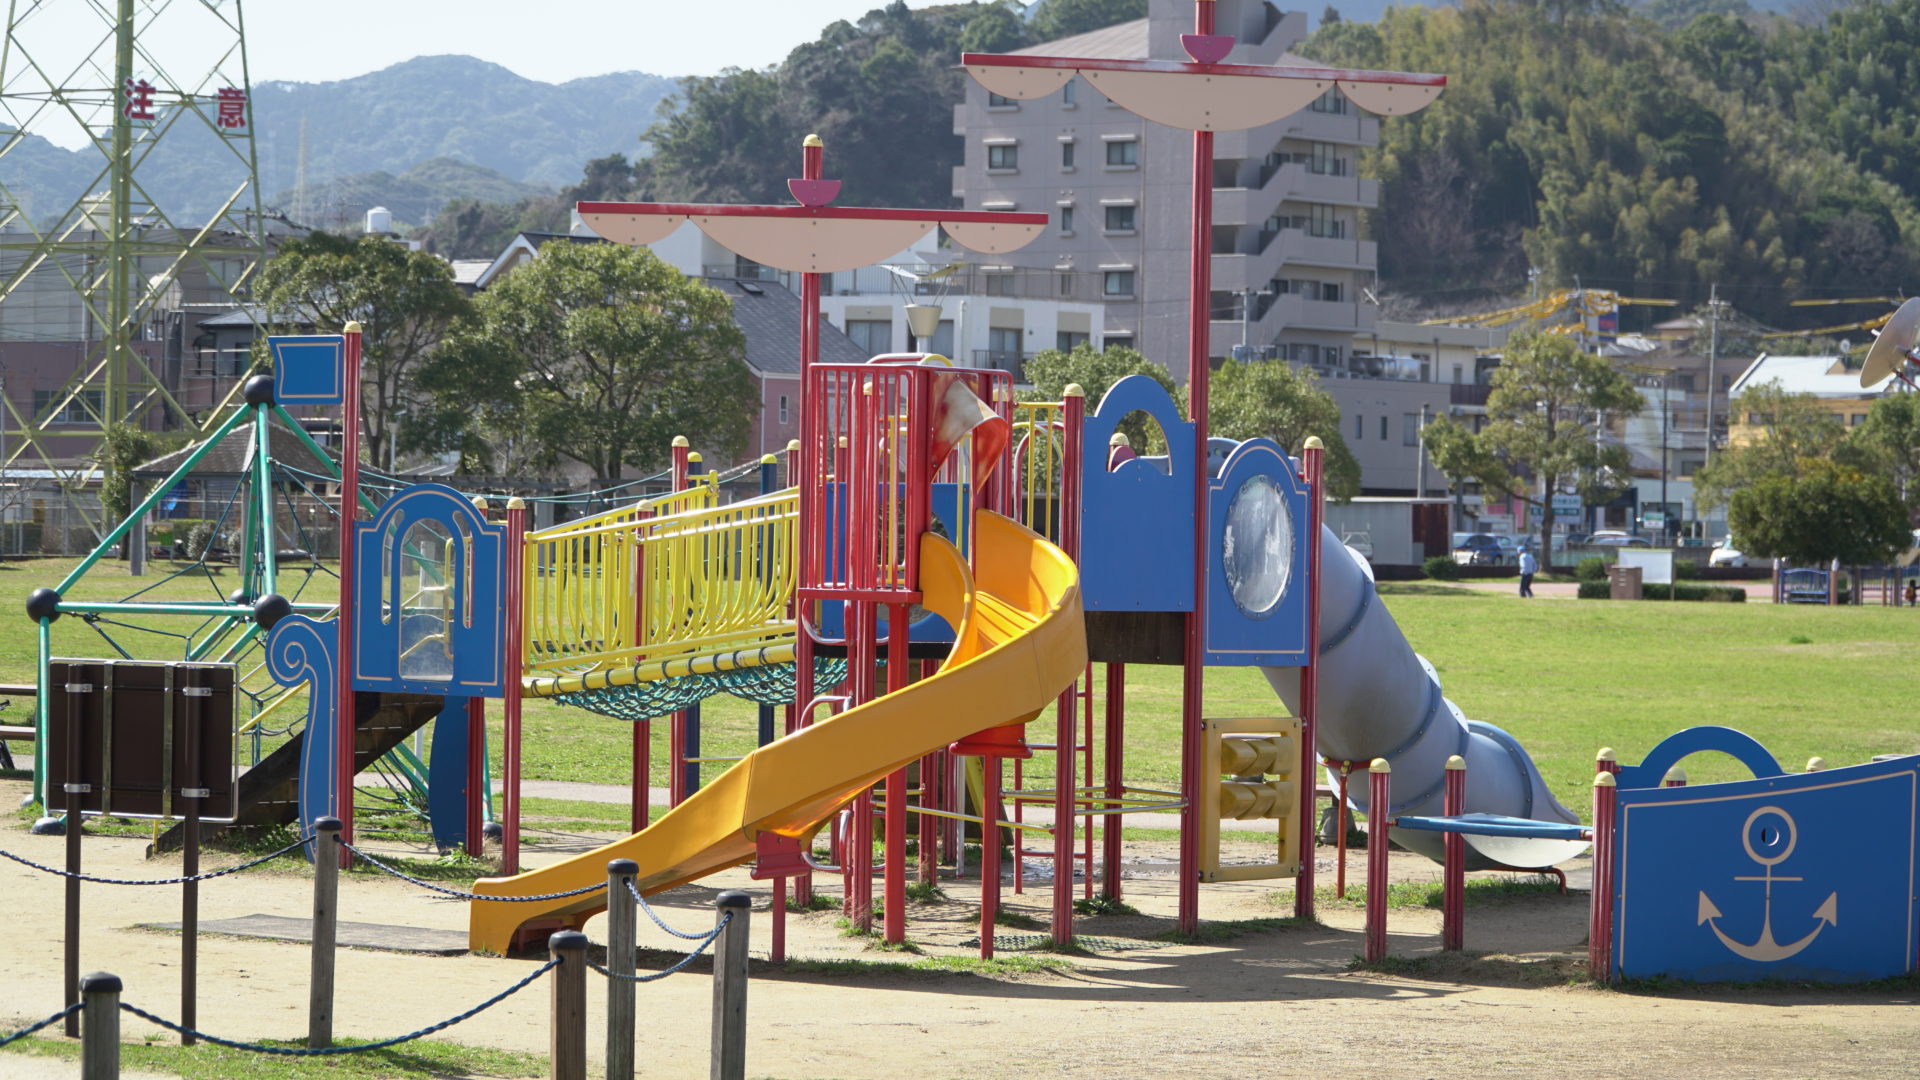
[984, 272, 1016, 296]
[987, 143, 1019, 170]
[1062, 78, 1078, 107]
[1061, 141, 1075, 168]
[1059, 206, 1074, 235]
[1307, 203, 1344, 239]
[1379, 416, 1389, 441]
[1308, 141, 1345, 176]
[1452, 363, 1463, 384]
[1404, 413, 1421, 447]
[1320, 282, 1342, 303]
[988, 326, 1023, 369]
[1058, 273, 1074, 298]
[778, 395, 790, 425]
[1104, 205, 1136, 232]
[1105, 139, 1138, 167]
[32, 389, 103, 425]
[1104, 334, 1133, 351]
[1057, 330, 1090, 351]
[1851, 413, 1867, 426]
[1354, 413, 1363, 439]
[844, 319, 891, 355]
[1309, 88, 1348, 114]
[1103, 270, 1135, 296]
[987, 91, 1017, 108]
[1676, 372, 1697, 392]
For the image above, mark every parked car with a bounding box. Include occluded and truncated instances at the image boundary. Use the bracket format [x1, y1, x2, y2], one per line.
[1453, 533, 1513, 565]
[1589, 530, 1652, 547]
[1709, 537, 1749, 568]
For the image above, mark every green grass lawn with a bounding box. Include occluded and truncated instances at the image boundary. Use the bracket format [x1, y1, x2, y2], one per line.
[9, 558, 1915, 827]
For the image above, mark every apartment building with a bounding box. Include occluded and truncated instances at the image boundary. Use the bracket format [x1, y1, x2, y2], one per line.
[953, 2, 1375, 369]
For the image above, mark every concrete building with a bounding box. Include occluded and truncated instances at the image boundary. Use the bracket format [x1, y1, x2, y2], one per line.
[1727, 353, 1900, 442]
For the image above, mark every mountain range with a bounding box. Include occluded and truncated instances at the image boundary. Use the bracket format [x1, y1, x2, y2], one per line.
[3, 55, 678, 230]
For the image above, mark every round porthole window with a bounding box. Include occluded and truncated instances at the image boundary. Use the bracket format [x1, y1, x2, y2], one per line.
[1221, 474, 1294, 617]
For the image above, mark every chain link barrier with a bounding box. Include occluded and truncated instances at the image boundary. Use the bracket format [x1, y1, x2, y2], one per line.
[0, 1003, 83, 1048]
[626, 878, 716, 941]
[115, 957, 559, 1057]
[339, 840, 606, 902]
[0, 835, 311, 885]
[588, 912, 729, 984]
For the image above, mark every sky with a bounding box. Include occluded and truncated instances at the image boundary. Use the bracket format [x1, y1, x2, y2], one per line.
[37, 0, 967, 86]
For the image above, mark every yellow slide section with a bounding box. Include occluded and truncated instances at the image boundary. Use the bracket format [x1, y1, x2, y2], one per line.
[469, 511, 1085, 953]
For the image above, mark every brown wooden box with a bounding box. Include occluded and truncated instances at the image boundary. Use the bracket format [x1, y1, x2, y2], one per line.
[44, 660, 236, 821]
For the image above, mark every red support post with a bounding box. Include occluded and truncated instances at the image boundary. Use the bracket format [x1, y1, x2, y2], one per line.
[1050, 386, 1085, 944]
[1333, 761, 1354, 899]
[1176, 0, 1218, 939]
[1365, 758, 1392, 963]
[1589, 771, 1618, 982]
[502, 497, 529, 875]
[465, 696, 486, 857]
[1595, 747, 1618, 777]
[1441, 755, 1465, 952]
[1296, 438, 1325, 920]
[335, 321, 363, 868]
[979, 757, 1002, 960]
[883, 602, 910, 945]
[1102, 663, 1125, 899]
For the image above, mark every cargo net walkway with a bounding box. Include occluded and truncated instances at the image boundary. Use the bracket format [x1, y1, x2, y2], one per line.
[521, 483, 843, 721]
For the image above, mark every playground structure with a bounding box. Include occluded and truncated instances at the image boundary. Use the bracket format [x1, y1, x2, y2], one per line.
[14, 4, 1916, 1027]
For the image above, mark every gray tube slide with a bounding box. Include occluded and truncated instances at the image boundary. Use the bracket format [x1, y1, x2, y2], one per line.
[1262, 526, 1587, 869]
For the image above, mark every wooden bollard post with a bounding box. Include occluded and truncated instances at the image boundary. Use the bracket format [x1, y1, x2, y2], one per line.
[308, 816, 342, 1049]
[711, 890, 752, 1080]
[80, 971, 121, 1080]
[1588, 773, 1618, 983]
[1441, 755, 1466, 952]
[549, 930, 588, 1080]
[606, 859, 639, 1080]
[1364, 758, 1392, 964]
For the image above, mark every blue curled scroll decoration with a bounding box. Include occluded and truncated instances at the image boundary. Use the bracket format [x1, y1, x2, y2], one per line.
[265, 614, 340, 859]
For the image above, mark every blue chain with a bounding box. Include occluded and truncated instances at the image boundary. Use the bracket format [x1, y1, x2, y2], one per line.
[340, 841, 606, 902]
[0, 835, 310, 885]
[116, 958, 559, 1056]
[626, 878, 716, 941]
[587, 914, 728, 983]
[0, 1003, 82, 1048]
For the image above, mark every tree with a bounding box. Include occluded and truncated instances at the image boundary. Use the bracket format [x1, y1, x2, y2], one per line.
[959, 3, 1029, 53]
[1422, 334, 1642, 553]
[1205, 359, 1362, 502]
[420, 241, 752, 480]
[1692, 379, 1846, 510]
[1841, 391, 1920, 513]
[1029, 0, 1148, 42]
[1728, 459, 1911, 567]
[91, 423, 180, 551]
[255, 233, 471, 467]
[1022, 343, 1176, 452]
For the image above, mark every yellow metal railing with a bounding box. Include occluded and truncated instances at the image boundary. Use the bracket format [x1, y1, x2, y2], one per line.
[1012, 402, 1064, 541]
[523, 487, 798, 677]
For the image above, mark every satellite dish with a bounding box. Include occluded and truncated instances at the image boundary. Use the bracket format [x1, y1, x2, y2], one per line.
[1860, 296, 1920, 387]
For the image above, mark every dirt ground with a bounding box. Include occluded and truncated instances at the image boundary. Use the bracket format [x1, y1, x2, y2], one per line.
[2, 776, 1914, 1080]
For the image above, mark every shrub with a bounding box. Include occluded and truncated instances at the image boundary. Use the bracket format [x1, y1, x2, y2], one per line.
[1675, 559, 1700, 580]
[1574, 556, 1609, 582]
[1423, 554, 1462, 581]
[1577, 581, 1746, 602]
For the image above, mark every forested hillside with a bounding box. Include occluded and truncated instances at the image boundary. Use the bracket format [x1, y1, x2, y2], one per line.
[1301, 0, 1920, 323]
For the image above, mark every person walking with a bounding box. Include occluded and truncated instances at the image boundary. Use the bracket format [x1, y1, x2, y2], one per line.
[1518, 544, 1538, 598]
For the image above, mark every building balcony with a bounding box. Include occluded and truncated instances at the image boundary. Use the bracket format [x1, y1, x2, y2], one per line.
[971, 349, 1032, 380]
[1212, 230, 1376, 293]
[1210, 292, 1374, 356]
[1449, 383, 1492, 408]
[1212, 164, 1377, 229]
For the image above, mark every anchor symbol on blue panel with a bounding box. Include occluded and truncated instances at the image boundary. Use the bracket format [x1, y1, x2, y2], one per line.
[1696, 805, 1838, 962]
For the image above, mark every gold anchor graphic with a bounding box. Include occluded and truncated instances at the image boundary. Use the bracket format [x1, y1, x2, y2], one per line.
[1696, 805, 1838, 962]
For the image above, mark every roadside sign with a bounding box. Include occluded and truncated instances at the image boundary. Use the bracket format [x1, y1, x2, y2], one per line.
[1552, 493, 1582, 514]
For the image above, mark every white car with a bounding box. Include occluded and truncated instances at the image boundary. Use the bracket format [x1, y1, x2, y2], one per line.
[1709, 538, 1748, 568]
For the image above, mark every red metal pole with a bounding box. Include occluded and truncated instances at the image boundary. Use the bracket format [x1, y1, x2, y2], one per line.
[335, 321, 363, 868]
[1296, 439, 1324, 920]
[1596, 747, 1617, 777]
[1334, 761, 1353, 899]
[503, 497, 528, 875]
[1365, 758, 1391, 963]
[667, 439, 690, 809]
[465, 696, 485, 857]
[1102, 663, 1125, 899]
[979, 756, 1002, 959]
[1177, 0, 1218, 938]
[1589, 771, 1617, 982]
[883, 601, 910, 944]
[1050, 386, 1084, 943]
[1441, 755, 1465, 952]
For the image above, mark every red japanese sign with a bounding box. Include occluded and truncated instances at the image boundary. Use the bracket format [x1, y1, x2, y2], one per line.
[122, 77, 155, 122]
[216, 87, 247, 130]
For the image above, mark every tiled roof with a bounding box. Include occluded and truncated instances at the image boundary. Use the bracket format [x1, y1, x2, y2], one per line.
[1728, 353, 1894, 398]
[706, 278, 868, 376]
[1012, 18, 1149, 59]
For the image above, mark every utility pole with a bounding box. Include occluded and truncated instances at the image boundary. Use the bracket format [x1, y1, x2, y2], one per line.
[1704, 284, 1724, 470]
[1660, 370, 1671, 543]
[1414, 401, 1430, 498]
